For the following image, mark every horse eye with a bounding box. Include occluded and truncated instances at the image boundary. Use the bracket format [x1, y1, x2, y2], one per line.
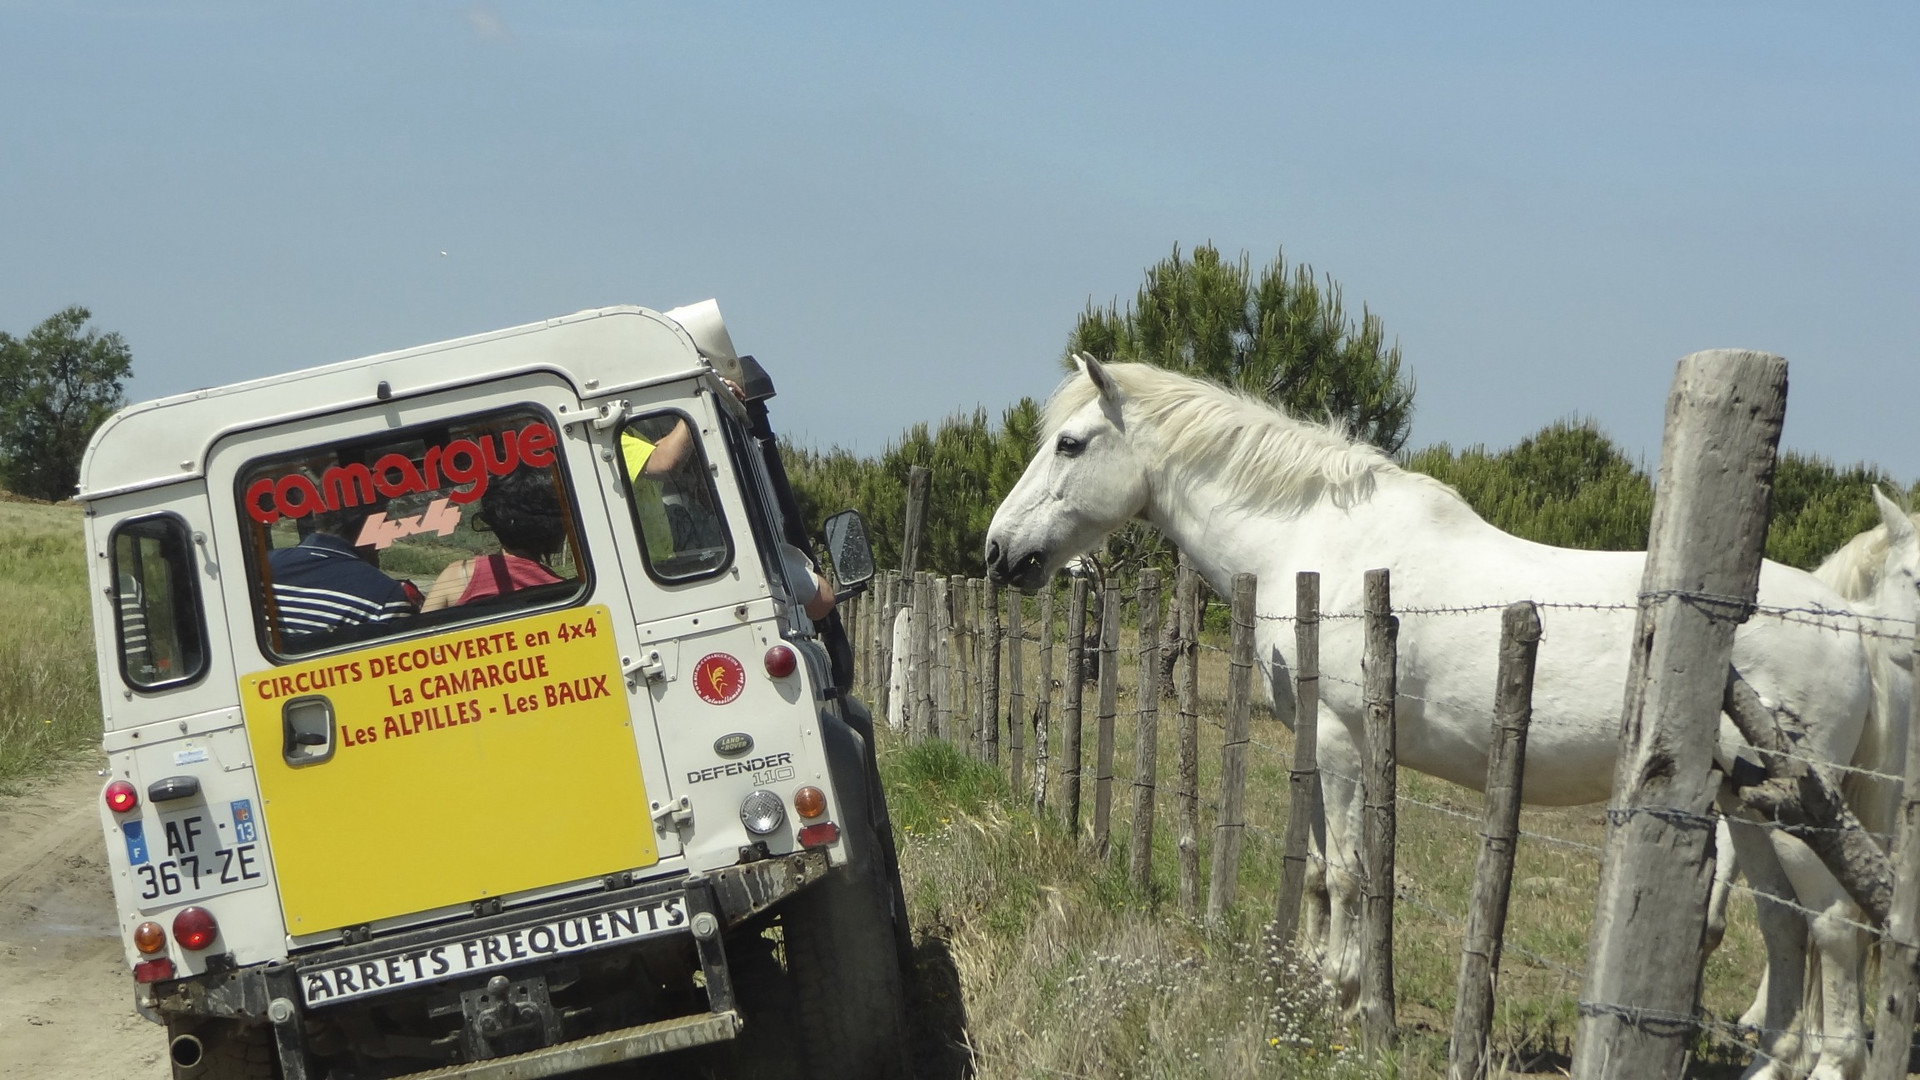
[1056, 434, 1085, 456]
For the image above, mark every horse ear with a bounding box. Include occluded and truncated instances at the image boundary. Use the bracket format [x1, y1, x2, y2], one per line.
[1873, 486, 1917, 549]
[1075, 353, 1121, 406]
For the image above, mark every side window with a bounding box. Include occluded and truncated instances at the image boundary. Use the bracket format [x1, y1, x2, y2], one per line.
[618, 410, 732, 582]
[239, 408, 590, 658]
[110, 514, 208, 690]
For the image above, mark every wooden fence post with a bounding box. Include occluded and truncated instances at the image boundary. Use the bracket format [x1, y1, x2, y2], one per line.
[1572, 350, 1788, 1080]
[1175, 560, 1202, 918]
[1866, 591, 1920, 1080]
[939, 575, 959, 748]
[1010, 589, 1027, 789]
[1093, 578, 1121, 856]
[914, 572, 935, 743]
[1207, 573, 1257, 924]
[873, 571, 893, 719]
[901, 467, 929, 582]
[1062, 578, 1090, 834]
[985, 581, 1002, 768]
[1130, 569, 1163, 892]
[1448, 602, 1542, 1080]
[1272, 571, 1322, 951]
[1359, 568, 1398, 1053]
[1034, 588, 1055, 813]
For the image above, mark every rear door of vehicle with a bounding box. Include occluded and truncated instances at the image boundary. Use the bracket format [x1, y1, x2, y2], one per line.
[207, 374, 682, 937]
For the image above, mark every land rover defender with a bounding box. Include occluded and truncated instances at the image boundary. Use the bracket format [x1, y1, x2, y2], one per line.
[78, 303, 910, 1079]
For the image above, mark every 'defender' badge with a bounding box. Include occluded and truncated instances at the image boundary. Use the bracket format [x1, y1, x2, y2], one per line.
[692, 653, 746, 706]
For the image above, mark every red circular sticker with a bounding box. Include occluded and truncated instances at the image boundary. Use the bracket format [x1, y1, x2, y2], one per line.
[692, 653, 746, 705]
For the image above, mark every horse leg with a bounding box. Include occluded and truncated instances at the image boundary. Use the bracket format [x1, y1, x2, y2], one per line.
[1719, 819, 1810, 1080]
[1769, 833, 1868, 1080]
[1300, 789, 1331, 968]
[1315, 724, 1366, 1014]
[1706, 817, 1734, 958]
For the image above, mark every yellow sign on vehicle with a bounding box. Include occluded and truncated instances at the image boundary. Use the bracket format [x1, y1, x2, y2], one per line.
[241, 606, 657, 933]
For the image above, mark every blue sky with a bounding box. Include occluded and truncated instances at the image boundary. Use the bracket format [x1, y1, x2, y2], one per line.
[4, 2, 1915, 478]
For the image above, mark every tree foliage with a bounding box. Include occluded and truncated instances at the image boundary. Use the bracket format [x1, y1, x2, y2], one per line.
[1406, 420, 1654, 551]
[0, 307, 132, 501]
[1408, 419, 1915, 569]
[784, 398, 1042, 578]
[1070, 243, 1417, 453]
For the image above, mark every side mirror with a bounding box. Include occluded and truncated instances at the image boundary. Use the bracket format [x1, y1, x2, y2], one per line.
[822, 509, 875, 586]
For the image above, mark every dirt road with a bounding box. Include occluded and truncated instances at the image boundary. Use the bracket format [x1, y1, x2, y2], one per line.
[0, 763, 170, 1079]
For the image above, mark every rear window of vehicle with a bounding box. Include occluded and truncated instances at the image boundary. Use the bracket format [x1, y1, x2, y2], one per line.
[237, 407, 590, 658]
[110, 513, 209, 691]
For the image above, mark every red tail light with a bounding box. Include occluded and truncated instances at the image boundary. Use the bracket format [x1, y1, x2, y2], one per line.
[172, 907, 218, 951]
[764, 645, 796, 678]
[104, 780, 138, 814]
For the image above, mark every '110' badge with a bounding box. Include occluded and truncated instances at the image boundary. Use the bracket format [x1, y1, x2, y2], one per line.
[692, 653, 746, 706]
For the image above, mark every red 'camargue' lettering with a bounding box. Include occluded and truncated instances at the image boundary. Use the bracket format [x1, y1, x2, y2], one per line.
[243, 422, 556, 526]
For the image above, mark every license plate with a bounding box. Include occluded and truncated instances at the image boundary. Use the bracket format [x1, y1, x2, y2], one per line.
[125, 800, 269, 909]
[300, 894, 690, 1007]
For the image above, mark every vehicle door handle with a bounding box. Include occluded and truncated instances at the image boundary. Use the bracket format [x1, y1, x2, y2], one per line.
[282, 697, 336, 766]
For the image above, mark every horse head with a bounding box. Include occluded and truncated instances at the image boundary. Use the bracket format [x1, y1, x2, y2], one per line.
[984, 354, 1149, 590]
[1868, 486, 1919, 644]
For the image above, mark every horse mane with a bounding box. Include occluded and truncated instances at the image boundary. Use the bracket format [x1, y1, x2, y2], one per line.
[1045, 361, 1458, 516]
[1812, 510, 1920, 601]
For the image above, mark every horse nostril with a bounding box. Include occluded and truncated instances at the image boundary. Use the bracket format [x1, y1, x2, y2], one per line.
[985, 540, 1002, 568]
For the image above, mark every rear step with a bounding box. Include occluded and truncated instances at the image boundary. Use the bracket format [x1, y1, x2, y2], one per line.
[390, 1011, 741, 1080]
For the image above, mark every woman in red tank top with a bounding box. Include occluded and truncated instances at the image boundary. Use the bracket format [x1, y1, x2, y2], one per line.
[422, 468, 569, 611]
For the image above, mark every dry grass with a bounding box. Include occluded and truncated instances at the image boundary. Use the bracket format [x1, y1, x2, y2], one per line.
[864, 588, 1771, 1078]
[0, 499, 100, 790]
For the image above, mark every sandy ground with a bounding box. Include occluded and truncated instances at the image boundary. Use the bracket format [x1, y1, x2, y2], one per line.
[0, 763, 171, 1080]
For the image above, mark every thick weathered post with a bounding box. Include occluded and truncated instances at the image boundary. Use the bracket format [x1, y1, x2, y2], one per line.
[1093, 579, 1121, 856]
[1359, 568, 1399, 1053]
[1062, 578, 1090, 834]
[1272, 571, 1322, 950]
[900, 466, 929, 582]
[1175, 560, 1202, 917]
[1130, 569, 1163, 891]
[1572, 350, 1788, 1080]
[1866, 592, 1920, 1080]
[1007, 588, 1024, 795]
[1034, 588, 1055, 813]
[1207, 573, 1257, 924]
[1449, 602, 1542, 1080]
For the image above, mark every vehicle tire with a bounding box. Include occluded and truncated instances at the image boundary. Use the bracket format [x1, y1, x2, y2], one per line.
[782, 832, 912, 1080]
[167, 1018, 279, 1080]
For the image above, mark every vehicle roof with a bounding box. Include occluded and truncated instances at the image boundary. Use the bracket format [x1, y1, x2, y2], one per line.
[79, 304, 722, 502]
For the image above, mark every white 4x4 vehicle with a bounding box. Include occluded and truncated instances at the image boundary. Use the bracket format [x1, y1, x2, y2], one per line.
[78, 303, 910, 1079]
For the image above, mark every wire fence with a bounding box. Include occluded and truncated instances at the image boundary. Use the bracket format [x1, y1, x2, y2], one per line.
[844, 565, 1918, 1072]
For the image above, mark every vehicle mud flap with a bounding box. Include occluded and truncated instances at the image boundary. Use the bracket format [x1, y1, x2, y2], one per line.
[788, 710, 913, 1080]
[822, 701, 913, 969]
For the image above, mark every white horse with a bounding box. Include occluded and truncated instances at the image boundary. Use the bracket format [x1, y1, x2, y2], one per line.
[984, 357, 1898, 1080]
[1705, 488, 1918, 1071]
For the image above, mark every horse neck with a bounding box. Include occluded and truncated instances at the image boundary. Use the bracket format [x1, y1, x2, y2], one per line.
[1139, 448, 1473, 598]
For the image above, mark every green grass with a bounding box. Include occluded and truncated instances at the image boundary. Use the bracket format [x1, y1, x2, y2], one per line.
[0, 498, 102, 790]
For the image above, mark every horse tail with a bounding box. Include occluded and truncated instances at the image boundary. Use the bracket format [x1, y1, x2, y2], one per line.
[1841, 636, 1909, 844]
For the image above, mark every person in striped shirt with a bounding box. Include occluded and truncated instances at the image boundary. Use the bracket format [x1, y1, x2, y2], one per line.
[268, 506, 418, 646]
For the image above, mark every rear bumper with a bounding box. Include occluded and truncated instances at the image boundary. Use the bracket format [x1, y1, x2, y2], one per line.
[386, 1009, 741, 1080]
[146, 850, 830, 1078]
